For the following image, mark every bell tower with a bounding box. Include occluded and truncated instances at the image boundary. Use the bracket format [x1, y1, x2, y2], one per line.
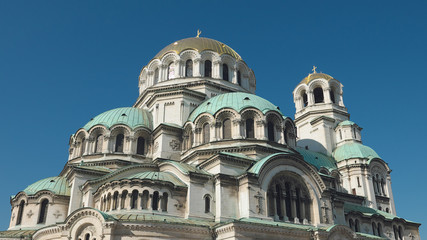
[292, 68, 349, 156]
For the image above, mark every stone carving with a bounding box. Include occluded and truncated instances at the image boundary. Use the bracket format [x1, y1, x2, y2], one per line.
[153, 141, 159, 152]
[53, 210, 62, 219]
[169, 139, 181, 151]
[254, 191, 264, 214]
[27, 210, 33, 218]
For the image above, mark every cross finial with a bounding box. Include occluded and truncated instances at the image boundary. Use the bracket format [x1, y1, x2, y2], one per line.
[196, 29, 202, 38]
[312, 66, 317, 73]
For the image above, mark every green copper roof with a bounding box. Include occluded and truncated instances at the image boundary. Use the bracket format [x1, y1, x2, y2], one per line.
[333, 142, 380, 162]
[123, 171, 186, 187]
[248, 152, 294, 175]
[83, 107, 153, 131]
[188, 92, 284, 122]
[338, 120, 356, 127]
[0, 230, 36, 238]
[23, 176, 70, 196]
[112, 213, 215, 227]
[296, 148, 337, 171]
[344, 203, 418, 224]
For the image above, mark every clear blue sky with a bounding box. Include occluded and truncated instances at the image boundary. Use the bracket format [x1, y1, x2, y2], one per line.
[0, 0, 426, 236]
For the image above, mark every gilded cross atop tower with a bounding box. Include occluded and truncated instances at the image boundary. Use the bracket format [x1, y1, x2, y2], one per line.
[312, 66, 317, 73]
[196, 29, 202, 38]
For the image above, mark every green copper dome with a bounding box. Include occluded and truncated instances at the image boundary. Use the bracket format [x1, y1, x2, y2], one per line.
[337, 120, 356, 127]
[333, 142, 380, 162]
[83, 107, 153, 131]
[23, 177, 70, 196]
[188, 92, 284, 122]
[123, 172, 186, 187]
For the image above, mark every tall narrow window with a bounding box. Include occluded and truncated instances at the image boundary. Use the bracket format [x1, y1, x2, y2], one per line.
[372, 222, 377, 236]
[137, 137, 145, 155]
[115, 134, 124, 153]
[246, 118, 254, 138]
[349, 219, 354, 231]
[167, 62, 175, 80]
[339, 129, 342, 140]
[185, 59, 193, 77]
[80, 138, 86, 156]
[112, 192, 119, 210]
[237, 71, 241, 85]
[204, 195, 210, 213]
[95, 134, 103, 153]
[376, 174, 381, 195]
[121, 190, 128, 209]
[355, 219, 360, 232]
[284, 128, 288, 144]
[222, 64, 229, 81]
[377, 223, 382, 237]
[85, 233, 90, 240]
[275, 185, 283, 219]
[381, 179, 386, 196]
[222, 118, 231, 139]
[267, 121, 275, 141]
[285, 182, 292, 220]
[353, 128, 357, 138]
[152, 191, 159, 210]
[141, 190, 149, 209]
[302, 92, 308, 107]
[313, 87, 324, 103]
[16, 200, 25, 225]
[204, 60, 212, 77]
[154, 68, 159, 84]
[161, 192, 168, 211]
[295, 188, 301, 220]
[330, 89, 335, 103]
[357, 177, 361, 187]
[202, 123, 210, 144]
[131, 190, 138, 209]
[38, 199, 49, 224]
[106, 194, 111, 211]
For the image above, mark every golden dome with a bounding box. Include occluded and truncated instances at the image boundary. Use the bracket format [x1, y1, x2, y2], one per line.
[154, 37, 242, 60]
[300, 72, 336, 85]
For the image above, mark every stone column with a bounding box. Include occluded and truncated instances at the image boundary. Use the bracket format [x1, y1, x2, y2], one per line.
[307, 91, 314, 106]
[194, 58, 202, 77]
[213, 60, 221, 79]
[232, 119, 243, 139]
[282, 196, 288, 221]
[160, 64, 168, 82]
[230, 65, 237, 84]
[272, 192, 279, 221]
[257, 120, 268, 140]
[324, 88, 332, 103]
[291, 191, 297, 223]
[117, 194, 122, 210]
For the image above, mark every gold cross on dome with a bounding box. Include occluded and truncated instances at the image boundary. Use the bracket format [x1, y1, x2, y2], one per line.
[312, 66, 317, 73]
[196, 29, 202, 38]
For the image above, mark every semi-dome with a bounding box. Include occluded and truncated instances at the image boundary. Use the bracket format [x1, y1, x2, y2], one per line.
[154, 37, 242, 60]
[23, 176, 70, 196]
[333, 142, 380, 162]
[188, 92, 283, 122]
[83, 107, 153, 131]
[124, 172, 186, 187]
[300, 72, 336, 85]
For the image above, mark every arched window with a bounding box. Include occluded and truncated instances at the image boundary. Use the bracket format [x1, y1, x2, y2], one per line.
[330, 89, 335, 103]
[381, 178, 386, 196]
[204, 60, 212, 77]
[80, 138, 86, 156]
[285, 182, 292, 220]
[154, 68, 159, 84]
[185, 59, 193, 77]
[313, 87, 324, 103]
[398, 226, 403, 240]
[275, 185, 283, 219]
[355, 219, 360, 232]
[246, 118, 254, 138]
[349, 219, 354, 231]
[152, 191, 159, 210]
[222, 64, 229, 81]
[267, 121, 275, 141]
[131, 190, 138, 209]
[115, 134, 124, 153]
[106, 194, 111, 211]
[202, 123, 210, 144]
[141, 190, 149, 209]
[302, 92, 308, 107]
[161, 192, 168, 211]
[204, 195, 210, 213]
[353, 128, 357, 138]
[394, 226, 399, 240]
[85, 233, 90, 240]
[112, 191, 119, 210]
[121, 190, 128, 209]
[339, 129, 342, 140]
[376, 174, 381, 195]
[16, 200, 25, 225]
[37, 199, 49, 224]
[222, 118, 231, 139]
[372, 222, 377, 236]
[95, 134, 103, 153]
[167, 62, 175, 80]
[378, 223, 382, 237]
[237, 71, 241, 85]
[137, 137, 145, 155]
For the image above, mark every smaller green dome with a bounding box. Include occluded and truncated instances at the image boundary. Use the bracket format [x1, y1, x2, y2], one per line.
[23, 177, 70, 196]
[188, 92, 283, 122]
[83, 107, 153, 131]
[338, 120, 356, 127]
[124, 172, 186, 187]
[333, 142, 380, 162]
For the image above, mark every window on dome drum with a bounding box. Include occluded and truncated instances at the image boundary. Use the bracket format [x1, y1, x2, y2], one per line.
[349, 219, 354, 231]
[222, 64, 229, 81]
[378, 223, 383, 237]
[222, 118, 231, 139]
[329, 89, 335, 103]
[121, 190, 128, 209]
[161, 192, 168, 211]
[204, 60, 212, 77]
[353, 128, 357, 138]
[355, 219, 360, 232]
[204, 195, 210, 213]
[154, 68, 159, 84]
[85, 233, 90, 240]
[185, 59, 193, 77]
[95, 134, 103, 153]
[246, 118, 254, 138]
[131, 190, 138, 209]
[115, 134, 124, 153]
[106, 194, 111, 211]
[137, 137, 145, 155]
[167, 62, 175, 80]
[202, 123, 210, 144]
[37, 199, 49, 224]
[302, 92, 308, 107]
[267, 121, 275, 141]
[141, 190, 149, 209]
[152, 191, 159, 210]
[16, 200, 25, 225]
[381, 178, 386, 196]
[339, 129, 342, 140]
[393, 226, 403, 240]
[372, 222, 377, 236]
[313, 87, 324, 103]
[112, 191, 119, 210]
[237, 70, 241, 85]
[80, 138, 86, 156]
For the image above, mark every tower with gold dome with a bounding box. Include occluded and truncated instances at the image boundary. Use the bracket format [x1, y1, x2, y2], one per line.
[0, 35, 420, 240]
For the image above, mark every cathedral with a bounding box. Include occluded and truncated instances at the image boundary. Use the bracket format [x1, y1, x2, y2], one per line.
[0, 35, 421, 240]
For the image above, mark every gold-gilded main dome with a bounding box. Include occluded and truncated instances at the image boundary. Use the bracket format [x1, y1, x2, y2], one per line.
[300, 73, 336, 85]
[154, 37, 242, 60]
